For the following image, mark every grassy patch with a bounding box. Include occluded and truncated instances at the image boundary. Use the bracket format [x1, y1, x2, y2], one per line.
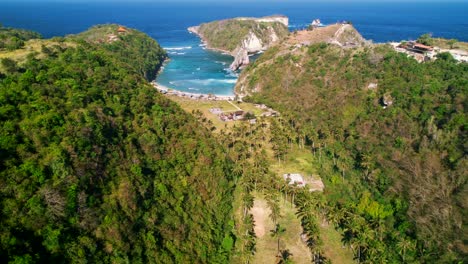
[0, 39, 74, 73]
[167, 95, 237, 131]
[319, 219, 355, 263]
[166, 95, 268, 132]
[431, 38, 468, 50]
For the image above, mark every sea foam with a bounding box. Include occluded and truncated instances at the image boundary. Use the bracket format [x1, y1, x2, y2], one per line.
[164, 46, 192, 51]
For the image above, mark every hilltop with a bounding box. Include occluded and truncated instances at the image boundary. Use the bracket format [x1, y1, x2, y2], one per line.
[287, 23, 367, 48]
[188, 15, 289, 70]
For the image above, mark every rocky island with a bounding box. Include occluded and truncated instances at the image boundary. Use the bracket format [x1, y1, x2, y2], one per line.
[188, 15, 289, 70]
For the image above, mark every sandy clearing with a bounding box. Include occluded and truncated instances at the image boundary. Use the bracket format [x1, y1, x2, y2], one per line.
[250, 199, 271, 238]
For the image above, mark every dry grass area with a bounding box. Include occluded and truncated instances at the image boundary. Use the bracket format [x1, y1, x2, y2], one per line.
[432, 38, 468, 51]
[165, 94, 267, 131]
[251, 194, 312, 264]
[0, 39, 74, 73]
[166, 95, 238, 131]
[287, 24, 342, 46]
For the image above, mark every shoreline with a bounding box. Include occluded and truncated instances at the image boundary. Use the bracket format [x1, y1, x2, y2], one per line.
[188, 27, 234, 56]
[151, 81, 237, 101]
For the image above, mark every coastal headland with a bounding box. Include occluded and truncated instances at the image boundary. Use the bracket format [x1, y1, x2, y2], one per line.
[188, 15, 289, 70]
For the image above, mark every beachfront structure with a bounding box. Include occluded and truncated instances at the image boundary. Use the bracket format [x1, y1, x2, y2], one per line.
[283, 173, 306, 187]
[219, 110, 245, 122]
[399, 41, 434, 54]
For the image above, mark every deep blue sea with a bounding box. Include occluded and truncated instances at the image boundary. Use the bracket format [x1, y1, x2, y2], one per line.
[1, 1, 467, 95]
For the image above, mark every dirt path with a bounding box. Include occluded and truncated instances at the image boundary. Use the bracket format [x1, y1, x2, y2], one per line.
[227, 100, 242, 111]
[251, 199, 270, 238]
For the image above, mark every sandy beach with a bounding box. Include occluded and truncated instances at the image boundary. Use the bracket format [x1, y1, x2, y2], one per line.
[151, 81, 237, 101]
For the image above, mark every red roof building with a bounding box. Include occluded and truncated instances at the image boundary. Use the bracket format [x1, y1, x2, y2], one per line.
[413, 43, 433, 51]
[117, 26, 127, 33]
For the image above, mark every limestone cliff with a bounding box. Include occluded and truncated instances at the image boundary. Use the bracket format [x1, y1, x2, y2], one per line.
[188, 15, 289, 70]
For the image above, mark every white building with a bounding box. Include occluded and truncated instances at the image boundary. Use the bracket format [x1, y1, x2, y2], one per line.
[283, 173, 306, 187]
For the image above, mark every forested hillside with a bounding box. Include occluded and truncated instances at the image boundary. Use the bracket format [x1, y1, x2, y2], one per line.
[237, 39, 467, 262]
[0, 25, 235, 263]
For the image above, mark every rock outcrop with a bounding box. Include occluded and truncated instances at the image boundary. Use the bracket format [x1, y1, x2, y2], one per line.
[188, 15, 289, 71]
[230, 47, 250, 72]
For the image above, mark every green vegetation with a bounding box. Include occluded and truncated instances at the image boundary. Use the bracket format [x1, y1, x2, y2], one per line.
[417, 33, 468, 50]
[417, 33, 434, 46]
[0, 25, 235, 263]
[237, 41, 467, 262]
[432, 37, 468, 50]
[197, 19, 289, 52]
[0, 25, 41, 51]
[72, 24, 167, 80]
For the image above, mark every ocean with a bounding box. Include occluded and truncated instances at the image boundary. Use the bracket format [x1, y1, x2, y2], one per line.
[1, 1, 467, 95]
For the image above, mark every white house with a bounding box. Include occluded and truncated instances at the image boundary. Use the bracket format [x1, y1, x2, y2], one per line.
[283, 173, 306, 187]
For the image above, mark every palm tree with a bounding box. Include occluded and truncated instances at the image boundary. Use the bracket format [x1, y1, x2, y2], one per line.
[277, 249, 293, 264]
[270, 224, 286, 255]
[243, 193, 254, 219]
[266, 194, 281, 225]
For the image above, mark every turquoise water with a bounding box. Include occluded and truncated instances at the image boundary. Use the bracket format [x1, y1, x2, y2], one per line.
[1, 2, 467, 96]
[157, 34, 238, 96]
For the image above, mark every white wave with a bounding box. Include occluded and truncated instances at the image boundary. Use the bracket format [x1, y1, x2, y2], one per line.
[196, 67, 201, 71]
[168, 51, 187, 56]
[180, 79, 238, 86]
[226, 72, 239, 78]
[224, 68, 239, 78]
[288, 23, 310, 29]
[164, 46, 192, 51]
[188, 87, 199, 91]
[215, 61, 227, 66]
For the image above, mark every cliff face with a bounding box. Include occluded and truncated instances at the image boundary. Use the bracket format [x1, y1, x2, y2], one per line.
[188, 15, 289, 70]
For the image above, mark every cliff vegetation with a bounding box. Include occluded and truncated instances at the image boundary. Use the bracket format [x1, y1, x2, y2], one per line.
[191, 16, 289, 70]
[196, 18, 288, 53]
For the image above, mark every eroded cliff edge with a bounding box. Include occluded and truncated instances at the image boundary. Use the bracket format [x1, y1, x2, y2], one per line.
[188, 15, 289, 70]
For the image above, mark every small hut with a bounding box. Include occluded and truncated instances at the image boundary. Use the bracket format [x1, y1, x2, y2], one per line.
[117, 26, 127, 34]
